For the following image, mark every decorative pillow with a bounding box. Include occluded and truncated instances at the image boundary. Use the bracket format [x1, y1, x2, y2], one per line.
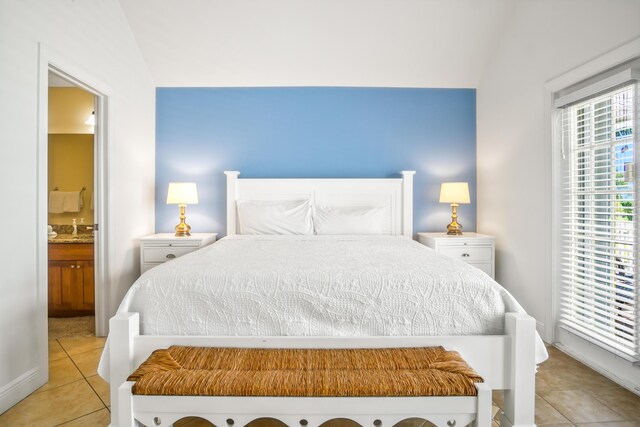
[314, 205, 387, 235]
[237, 199, 313, 235]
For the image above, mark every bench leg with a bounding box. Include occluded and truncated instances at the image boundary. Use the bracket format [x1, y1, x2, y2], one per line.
[501, 313, 536, 427]
[110, 313, 139, 427]
[118, 382, 135, 427]
[473, 382, 492, 427]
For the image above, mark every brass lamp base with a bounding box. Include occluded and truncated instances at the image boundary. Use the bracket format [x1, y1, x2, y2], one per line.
[446, 221, 463, 235]
[446, 203, 464, 235]
[174, 204, 191, 237]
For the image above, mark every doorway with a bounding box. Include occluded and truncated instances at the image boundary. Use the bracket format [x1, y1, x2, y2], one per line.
[36, 53, 111, 394]
[47, 73, 97, 336]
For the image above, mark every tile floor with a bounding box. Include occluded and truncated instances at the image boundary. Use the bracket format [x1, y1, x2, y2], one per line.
[1, 338, 640, 427]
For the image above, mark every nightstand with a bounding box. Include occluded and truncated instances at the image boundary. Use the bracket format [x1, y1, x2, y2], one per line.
[139, 233, 217, 274]
[417, 232, 496, 279]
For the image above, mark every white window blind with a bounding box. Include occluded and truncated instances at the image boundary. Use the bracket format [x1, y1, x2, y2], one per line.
[559, 81, 639, 358]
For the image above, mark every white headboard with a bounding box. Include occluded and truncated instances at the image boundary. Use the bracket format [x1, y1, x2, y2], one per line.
[224, 171, 415, 237]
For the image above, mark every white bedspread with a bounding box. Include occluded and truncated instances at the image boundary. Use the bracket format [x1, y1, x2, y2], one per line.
[99, 235, 547, 378]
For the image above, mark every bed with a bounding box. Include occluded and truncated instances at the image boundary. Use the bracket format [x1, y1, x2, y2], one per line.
[102, 171, 547, 427]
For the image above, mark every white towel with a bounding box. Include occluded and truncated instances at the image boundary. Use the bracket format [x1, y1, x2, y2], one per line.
[62, 191, 82, 213]
[49, 191, 65, 213]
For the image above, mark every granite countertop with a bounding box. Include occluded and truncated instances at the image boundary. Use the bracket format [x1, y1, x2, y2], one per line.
[48, 233, 94, 244]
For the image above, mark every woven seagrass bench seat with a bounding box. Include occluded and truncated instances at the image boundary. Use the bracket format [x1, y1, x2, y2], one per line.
[127, 346, 483, 397]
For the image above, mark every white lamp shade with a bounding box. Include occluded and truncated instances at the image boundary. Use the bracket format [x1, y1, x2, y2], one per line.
[167, 182, 198, 205]
[439, 182, 470, 204]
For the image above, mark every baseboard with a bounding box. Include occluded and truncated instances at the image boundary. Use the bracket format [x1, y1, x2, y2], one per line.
[0, 367, 40, 414]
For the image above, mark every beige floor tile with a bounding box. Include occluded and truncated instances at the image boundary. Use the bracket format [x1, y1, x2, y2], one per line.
[0, 379, 104, 426]
[58, 335, 106, 356]
[57, 408, 111, 427]
[540, 346, 585, 371]
[34, 357, 83, 393]
[536, 394, 572, 425]
[575, 422, 640, 427]
[393, 419, 427, 427]
[87, 374, 110, 406]
[493, 390, 568, 424]
[49, 339, 67, 361]
[174, 417, 215, 426]
[590, 387, 640, 420]
[538, 390, 626, 424]
[70, 347, 103, 377]
[492, 405, 500, 419]
[247, 418, 289, 427]
[536, 363, 620, 392]
[493, 390, 504, 409]
[319, 419, 361, 427]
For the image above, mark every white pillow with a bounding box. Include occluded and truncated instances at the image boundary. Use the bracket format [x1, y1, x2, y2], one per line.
[237, 199, 313, 235]
[314, 205, 387, 235]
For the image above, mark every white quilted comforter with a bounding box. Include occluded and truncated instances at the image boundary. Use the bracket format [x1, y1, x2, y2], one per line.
[99, 235, 547, 378]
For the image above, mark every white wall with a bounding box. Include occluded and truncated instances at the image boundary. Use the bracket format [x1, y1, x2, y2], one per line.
[0, 0, 155, 412]
[119, 0, 513, 88]
[477, 0, 640, 340]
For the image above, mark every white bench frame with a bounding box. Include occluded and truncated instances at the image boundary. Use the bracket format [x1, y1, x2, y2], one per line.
[118, 381, 491, 427]
[109, 312, 536, 427]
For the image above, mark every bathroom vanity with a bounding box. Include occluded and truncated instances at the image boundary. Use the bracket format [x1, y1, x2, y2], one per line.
[48, 234, 94, 317]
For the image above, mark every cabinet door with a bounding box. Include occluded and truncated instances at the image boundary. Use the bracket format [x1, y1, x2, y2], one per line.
[48, 260, 81, 313]
[48, 262, 64, 308]
[49, 260, 94, 315]
[66, 261, 84, 310]
[81, 260, 95, 309]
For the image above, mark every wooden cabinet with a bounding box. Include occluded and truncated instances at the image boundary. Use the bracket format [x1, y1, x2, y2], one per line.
[48, 243, 94, 317]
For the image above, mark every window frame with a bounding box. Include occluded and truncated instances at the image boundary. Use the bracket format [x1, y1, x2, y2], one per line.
[545, 38, 640, 391]
[558, 83, 637, 359]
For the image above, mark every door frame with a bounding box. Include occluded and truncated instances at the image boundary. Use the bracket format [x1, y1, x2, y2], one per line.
[37, 43, 113, 384]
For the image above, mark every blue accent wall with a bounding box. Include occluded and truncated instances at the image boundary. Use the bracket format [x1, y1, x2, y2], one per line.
[156, 87, 476, 236]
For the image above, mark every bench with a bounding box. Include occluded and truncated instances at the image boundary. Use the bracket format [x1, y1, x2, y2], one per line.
[118, 346, 491, 427]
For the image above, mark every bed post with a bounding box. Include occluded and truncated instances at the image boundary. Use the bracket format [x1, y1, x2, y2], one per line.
[225, 171, 240, 236]
[501, 312, 537, 427]
[401, 171, 415, 238]
[109, 312, 139, 427]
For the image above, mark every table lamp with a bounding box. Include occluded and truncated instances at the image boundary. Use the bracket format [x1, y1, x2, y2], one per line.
[439, 182, 470, 235]
[167, 182, 198, 237]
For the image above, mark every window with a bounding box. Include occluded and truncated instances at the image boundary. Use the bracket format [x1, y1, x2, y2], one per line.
[559, 81, 638, 358]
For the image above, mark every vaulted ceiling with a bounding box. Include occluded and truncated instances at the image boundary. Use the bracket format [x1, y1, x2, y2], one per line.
[118, 0, 513, 88]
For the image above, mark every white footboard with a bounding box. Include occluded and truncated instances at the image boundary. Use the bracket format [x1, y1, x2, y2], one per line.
[109, 312, 536, 427]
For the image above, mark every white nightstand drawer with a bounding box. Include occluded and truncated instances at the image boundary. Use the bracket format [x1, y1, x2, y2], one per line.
[143, 247, 198, 263]
[417, 232, 496, 279]
[438, 246, 492, 262]
[140, 233, 217, 274]
[143, 241, 201, 248]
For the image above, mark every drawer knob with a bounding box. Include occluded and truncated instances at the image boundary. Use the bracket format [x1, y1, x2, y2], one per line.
[462, 253, 470, 257]
[70, 265, 75, 269]
[166, 254, 176, 259]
